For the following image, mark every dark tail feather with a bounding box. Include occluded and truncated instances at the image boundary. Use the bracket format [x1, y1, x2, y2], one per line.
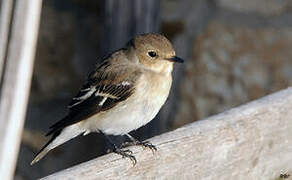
[30, 130, 61, 165]
[31, 123, 85, 165]
[46, 114, 78, 136]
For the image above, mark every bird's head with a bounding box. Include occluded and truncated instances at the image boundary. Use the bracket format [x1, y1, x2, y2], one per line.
[127, 33, 183, 75]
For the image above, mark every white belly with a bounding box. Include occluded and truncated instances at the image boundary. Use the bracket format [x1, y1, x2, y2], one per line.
[81, 73, 172, 135]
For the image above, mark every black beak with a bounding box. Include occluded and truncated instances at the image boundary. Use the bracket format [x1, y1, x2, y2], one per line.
[165, 56, 184, 63]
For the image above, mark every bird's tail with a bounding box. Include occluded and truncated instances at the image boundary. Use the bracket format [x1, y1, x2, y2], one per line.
[30, 124, 84, 165]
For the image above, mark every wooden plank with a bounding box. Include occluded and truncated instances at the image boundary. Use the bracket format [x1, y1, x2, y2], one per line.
[0, 0, 42, 179]
[0, 0, 13, 81]
[42, 87, 292, 180]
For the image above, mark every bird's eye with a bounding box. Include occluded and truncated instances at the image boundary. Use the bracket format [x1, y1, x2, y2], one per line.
[148, 51, 157, 58]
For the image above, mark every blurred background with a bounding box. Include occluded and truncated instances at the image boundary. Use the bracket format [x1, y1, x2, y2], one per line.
[15, 0, 292, 179]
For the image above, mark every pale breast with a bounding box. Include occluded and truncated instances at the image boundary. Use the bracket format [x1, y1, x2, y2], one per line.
[135, 72, 172, 124]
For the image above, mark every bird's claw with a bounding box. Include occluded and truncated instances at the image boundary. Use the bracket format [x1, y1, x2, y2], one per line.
[121, 149, 133, 155]
[138, 141, 157, 153]
[122, 140, 157, 153]
[113, 148, 137, 166]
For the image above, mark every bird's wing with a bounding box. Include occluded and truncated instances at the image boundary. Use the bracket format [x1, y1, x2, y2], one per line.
[46, 59, 141, 136]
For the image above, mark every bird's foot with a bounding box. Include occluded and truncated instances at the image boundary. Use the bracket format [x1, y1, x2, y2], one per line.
[137, 141, 157, 153]
[122, 140, 157, 153]
[113, 148, 137, 166]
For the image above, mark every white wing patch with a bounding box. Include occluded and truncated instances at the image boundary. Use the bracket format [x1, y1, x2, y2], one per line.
[68, 87, 96, 108]
[119, 81, 130, 86]
[98, 97, 107, 106]
[95, 91, 119, 99]
[73, 88, 96, 100]
[69, 81, 132, 108]
[80, 88, 91, 92]
[94, 82, 131, 100]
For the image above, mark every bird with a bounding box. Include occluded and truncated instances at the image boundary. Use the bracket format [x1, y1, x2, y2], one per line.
[31, 33, 184, 165]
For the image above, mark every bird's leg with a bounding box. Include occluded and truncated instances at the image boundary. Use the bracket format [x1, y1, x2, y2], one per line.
[100, 131, 137, 165]
[122, 134, 157, 153]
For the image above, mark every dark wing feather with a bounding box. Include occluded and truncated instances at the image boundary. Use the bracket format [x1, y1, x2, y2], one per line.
[46, 59, 140, 136]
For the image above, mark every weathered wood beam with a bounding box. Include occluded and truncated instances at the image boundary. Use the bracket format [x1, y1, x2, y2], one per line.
[0, 0, 42, 179]
[42, 87, 292, 179]
[0, 0, 14, 81]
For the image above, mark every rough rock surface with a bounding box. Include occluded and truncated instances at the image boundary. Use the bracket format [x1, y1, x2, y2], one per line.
[217, 0, 292, 16]
[174, 22, 292, 127]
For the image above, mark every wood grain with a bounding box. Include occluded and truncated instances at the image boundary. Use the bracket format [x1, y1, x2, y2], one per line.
[0, 0, 13, 80]
[42, 87, 292, 180]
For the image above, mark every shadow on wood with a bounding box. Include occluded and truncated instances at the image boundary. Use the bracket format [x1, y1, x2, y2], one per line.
[42, 87, 292, 180]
